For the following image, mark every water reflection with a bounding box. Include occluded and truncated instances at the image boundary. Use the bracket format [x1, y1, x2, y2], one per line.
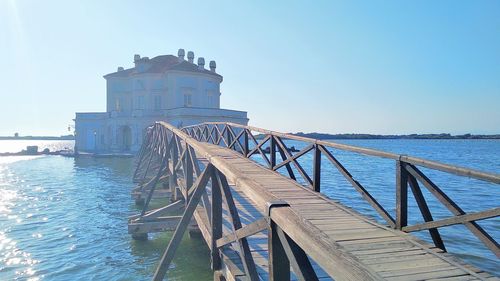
[0, 156, 211, 280]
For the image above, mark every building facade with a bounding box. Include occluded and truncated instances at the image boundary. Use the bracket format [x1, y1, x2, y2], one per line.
[75, 49, 248, 153]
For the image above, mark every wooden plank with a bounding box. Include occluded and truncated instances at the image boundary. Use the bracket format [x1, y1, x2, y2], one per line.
[379, 263, 458, 277]
[367, 256, 450, 272]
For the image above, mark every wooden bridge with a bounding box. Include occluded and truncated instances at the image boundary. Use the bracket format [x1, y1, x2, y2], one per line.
[129, 121, 499, 281]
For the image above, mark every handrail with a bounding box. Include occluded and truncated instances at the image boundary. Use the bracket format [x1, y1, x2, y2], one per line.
[182, 122, 500, 184]
[182, 122, 500, 258]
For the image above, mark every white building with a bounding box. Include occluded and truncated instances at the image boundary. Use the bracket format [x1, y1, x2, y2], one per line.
[75, 49, 248, 153]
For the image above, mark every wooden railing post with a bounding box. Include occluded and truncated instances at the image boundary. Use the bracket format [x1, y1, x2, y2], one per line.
[170, 137, 179, 201]
[226, 126, 232, 149]
[184, 147, 193, 200]
[312, 144, 321, 192]
[211, 169, 222, 270]
[269, 221, 290, 281]
[270, 136, 276, 168]
[396, 159, 408, 229]
[243, 130, 249, 157]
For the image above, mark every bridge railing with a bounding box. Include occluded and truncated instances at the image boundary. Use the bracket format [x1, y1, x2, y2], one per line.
[181, 122, 500, 258]
[133, 121, 382, 281]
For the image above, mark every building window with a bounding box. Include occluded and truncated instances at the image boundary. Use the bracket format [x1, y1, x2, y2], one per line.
[115, 98, 121, 111]
[184, 94, 192, 107]
[136, 96, 145, 109]
[184, 94, 193, 107]
[182, 88, 193, 107]
[153, 95, 161, 110]
[207, 90, 214, 108]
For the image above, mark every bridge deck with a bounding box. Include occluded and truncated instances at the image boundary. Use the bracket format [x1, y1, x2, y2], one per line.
[188, 143, 496, 281]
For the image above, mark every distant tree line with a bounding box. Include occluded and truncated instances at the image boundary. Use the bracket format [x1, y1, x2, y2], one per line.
[292, 132, 500, 140]
[0, 135, 75, 140]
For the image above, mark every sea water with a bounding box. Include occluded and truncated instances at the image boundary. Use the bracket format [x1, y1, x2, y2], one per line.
[0, 139, 498, 280]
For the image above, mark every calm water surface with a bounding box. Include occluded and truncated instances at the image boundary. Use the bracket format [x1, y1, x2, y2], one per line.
[0, 149, 211, 280]
[0, 139, 498, 280]
[0, 140, 74, 153]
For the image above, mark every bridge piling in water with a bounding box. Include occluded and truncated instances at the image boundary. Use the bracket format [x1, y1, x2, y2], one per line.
[129, 121, 499, 280]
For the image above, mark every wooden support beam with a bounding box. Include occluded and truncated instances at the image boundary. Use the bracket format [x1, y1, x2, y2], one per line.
[275, 225, 319, 281]
[274, 137, 313, 186]
[319, 145, 395, 227]
[128, 216, 186, 234]
[406, 164, 500, 257]
[404, 207, 500, 232]
[140, 154, 169, 217]
[216, 218, 267, 248]
[208, 125, 216, 144]
[276, 142, 296, 180]
[152, 164, 213, 281]
[188, 146, 212, 225]
[215, 125, 229, 147]
[247, 134, 272, 166]
[407, 174, 446, 251]
[227, 126, 245, 153]
[273, 142, 313, 172]
[216, 171, 260, 281]
[133, 129, 153, 181]
[129, 200, 184, 221]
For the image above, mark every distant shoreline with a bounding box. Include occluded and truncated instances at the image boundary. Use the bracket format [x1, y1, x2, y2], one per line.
[292, 132, 500, 140]
[0, 136, 75, 140]
[2, 134, 500, 141]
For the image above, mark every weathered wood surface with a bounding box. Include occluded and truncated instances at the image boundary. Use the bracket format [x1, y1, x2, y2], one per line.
[140, 122, 498, 281]
[181, 140, 497, 280]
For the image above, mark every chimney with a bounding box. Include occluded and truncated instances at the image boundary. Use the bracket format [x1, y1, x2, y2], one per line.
[187, 51, 194, 63]
[209, 60, 216, 72]
[117, 66, 124, 72]
[197, 57, 205, 69]
[134, 54, 140, 62]
[177, 48, 185, 61]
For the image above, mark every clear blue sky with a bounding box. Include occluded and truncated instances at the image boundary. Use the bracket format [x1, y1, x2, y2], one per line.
[1, 0, 499, 136]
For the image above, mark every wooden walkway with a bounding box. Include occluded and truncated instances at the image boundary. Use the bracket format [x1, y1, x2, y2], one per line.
[130, 122, 499, 281]
[190, 143, 496, 281]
